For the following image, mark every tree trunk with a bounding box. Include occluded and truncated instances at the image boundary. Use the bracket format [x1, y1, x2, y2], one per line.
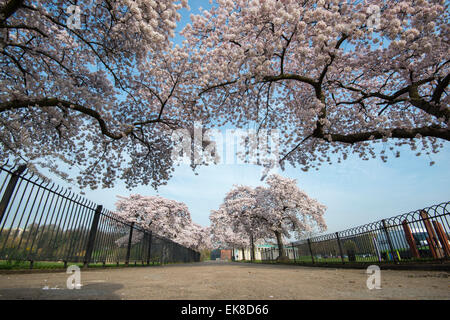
[250, 234, 255, 261]
[241, 248, 245, 261]
[274, 230, 288, 261]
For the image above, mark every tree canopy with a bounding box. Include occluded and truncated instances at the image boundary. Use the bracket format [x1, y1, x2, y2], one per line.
[184, 0, 449, 171]
[1, 0, 448, 189]
[115, 194, 211, 250]
[210, 174, 327, 258]
[0, 0, 194, 189]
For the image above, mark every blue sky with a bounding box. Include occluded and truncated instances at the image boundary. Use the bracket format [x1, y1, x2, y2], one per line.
[83, 140, 450, 235]
[37, 1, 450, 238]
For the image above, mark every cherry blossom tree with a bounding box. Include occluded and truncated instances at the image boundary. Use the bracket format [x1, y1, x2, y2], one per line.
[0, 0, 198, 189]
[210, 206, 250, 259]
[221, 185, 272, 260]
[114, 194, 211, 251]
[4, 0, 447, 191]
[211, 177, 326, 260]
[177, 222, 212, 251]
[183, 0, 449, 172]
[115, 194, 191, 241]
[256, 174, 327, 260]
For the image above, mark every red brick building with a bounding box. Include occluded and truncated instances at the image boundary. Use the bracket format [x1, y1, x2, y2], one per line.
[220, 249, 232, 260]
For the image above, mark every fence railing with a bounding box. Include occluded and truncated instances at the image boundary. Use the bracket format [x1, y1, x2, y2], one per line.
[260, 201, 450, 265]
[0, 162, 200, 268]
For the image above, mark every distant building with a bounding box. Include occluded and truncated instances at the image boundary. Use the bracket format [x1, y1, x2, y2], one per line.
[210, 249, 221, 260]
[233, 243, 300, 260]
[232, 243, 277, 261]
[210, 249, 233, 261]
[213, 243, 298, 261]
[220, 249, 232, 260]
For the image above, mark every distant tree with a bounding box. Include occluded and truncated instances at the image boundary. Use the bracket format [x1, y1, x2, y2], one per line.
[115, 194, 191, 242]
[114, 194, 209, 251]
[177, 222, 212, 251]
[222, 185, 272, 260]
[255, 174, 327, 260]
[210, 206, 250, 254]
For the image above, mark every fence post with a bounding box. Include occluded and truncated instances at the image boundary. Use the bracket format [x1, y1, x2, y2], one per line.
[0, 165, 26, 224]
[125, 222, 135, 266]
[83, 205, 102, 267]
[292, 243, 297, 263]
[433, 220, 450, 258]
[381, 219, 398, 263]
[336, 232, 345, 264]
[307, 238, 315, 264]
[420, 211, 443, 259]
[146, 231, 153, 265]
[402, 220, 420, 259]
[160, 242, 165, 265]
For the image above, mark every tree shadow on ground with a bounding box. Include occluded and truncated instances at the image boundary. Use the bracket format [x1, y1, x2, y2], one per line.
[0, 282, 124, 300]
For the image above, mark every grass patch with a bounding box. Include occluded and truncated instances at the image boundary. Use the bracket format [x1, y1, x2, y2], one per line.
[238, 256, 443, 266]
[0, 259, 163, 271]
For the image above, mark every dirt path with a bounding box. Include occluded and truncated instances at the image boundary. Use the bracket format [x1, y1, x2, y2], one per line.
[0, 261, 448, 300]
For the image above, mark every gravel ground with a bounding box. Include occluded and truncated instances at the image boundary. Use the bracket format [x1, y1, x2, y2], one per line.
[0, 261, 448, 300]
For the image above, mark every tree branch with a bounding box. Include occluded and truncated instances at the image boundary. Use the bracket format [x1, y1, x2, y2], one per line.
[263, 73, 317, 87]
[432, 73, 449, 104]
[315, 126, 450, 143]
[0, 98, 175, 140]
[0, 0, 24, 24]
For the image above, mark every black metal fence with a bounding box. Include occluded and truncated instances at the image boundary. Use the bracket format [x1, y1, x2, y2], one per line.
[0, 163, 200, 268]
[261, 201, 450, 265]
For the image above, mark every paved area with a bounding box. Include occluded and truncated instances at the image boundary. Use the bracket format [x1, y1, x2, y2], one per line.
[0, 261, 449, 300]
